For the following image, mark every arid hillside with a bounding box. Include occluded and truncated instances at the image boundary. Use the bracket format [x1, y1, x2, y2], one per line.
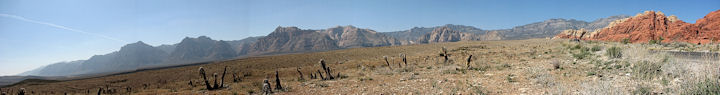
[2, 38, 719, 94]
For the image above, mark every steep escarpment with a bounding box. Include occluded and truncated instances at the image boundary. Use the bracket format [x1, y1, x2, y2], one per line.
[322, 25, 403, 48]
[555, 10, 720, 44]
[384, 24, 502, 44]
[244, 26, 340, 55]
[242, 25, 403, 55]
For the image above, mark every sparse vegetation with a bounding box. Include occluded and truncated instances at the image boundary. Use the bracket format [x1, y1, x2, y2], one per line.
[606, 46, 622, 58]
[684, 78, 720, 94]
[8, 38, 720, 94]
[632, 61, 662, 80]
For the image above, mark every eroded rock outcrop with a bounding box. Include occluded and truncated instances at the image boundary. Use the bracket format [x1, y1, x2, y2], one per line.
[555, 10, 720, 44]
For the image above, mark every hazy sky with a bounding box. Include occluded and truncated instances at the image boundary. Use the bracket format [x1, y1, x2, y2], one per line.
[0, 0, 718, 76]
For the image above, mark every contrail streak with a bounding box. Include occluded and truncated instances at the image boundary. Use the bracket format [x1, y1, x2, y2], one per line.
[0, 14, 128, 43]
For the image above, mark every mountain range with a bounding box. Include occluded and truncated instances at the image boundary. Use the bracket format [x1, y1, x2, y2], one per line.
[18, 14, 632, 77]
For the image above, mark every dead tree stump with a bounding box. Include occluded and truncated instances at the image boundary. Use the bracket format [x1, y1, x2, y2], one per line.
[198, 67, 212, 89]
[18, 88, 24, 95]
[442, 47, 449, 62]
[220, 66, 227, 88]
[467, 55, 473, 69]
[320, 59, 334, 80]
[212, 73, 219, 89]
[297, 68, 304, 80]
[384, 56, 392, 69]
[97, 88, 102, 95]
[317, 70, 325, 79]
[274, 70, 283, 90]
[402, 54, 407, 66]
[198, 67, 226, 90]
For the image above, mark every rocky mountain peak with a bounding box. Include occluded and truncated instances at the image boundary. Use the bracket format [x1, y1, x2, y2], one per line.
[119, 41, 154, 51]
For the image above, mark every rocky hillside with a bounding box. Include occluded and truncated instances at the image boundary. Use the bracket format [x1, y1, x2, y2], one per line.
[417, 26, 463, 43]
[384, 24, 499, 43]
[384, 16, 629, 42]
[555, 10, 720, 44]
[501, 15, 630, 40]
[19, 37, 237, 76]
[167, 36, 237, 63]
[242, 26, 403, 55]
[322, 26, 403, 48]
[242, 26, 340, 55]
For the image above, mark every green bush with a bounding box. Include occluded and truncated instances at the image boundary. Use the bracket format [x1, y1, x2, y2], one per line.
[591, 45, 602, 52]
[573, 50, 592, 59]
[606, 46, 622, 58]
[572, 44, 582, 50]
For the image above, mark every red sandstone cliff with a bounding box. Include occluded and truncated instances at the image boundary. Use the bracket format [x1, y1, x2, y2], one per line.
[554, 10, 720, 44]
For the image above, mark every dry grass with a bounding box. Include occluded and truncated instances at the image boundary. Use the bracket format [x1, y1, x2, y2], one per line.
[1, 39, 718, 94]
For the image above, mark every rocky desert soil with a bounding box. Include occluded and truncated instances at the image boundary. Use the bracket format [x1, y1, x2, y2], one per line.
[2, 38, 719, 95]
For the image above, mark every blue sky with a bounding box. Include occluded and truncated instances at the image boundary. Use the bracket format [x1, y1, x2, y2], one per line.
[0, 0, 718, 76]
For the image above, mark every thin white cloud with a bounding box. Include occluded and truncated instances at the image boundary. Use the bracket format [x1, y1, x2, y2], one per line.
[0, 14, 127, 43]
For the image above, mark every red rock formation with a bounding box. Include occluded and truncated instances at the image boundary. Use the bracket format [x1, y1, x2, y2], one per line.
[554, 10, 720, 44]
[696, 10, 720, 44]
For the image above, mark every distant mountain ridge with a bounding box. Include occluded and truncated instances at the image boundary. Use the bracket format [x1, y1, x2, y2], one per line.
[18, 15, 631, 77]
[382, 15, 630, 42]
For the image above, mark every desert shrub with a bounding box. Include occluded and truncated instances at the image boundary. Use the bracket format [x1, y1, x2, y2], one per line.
[573, 50, 592, 59]
[496, 63, 511, 70]
[586, 71, 597, 76]
[572, 44, 582, 50]
[606, 46, 623, 58]
[506, 74, 516, 82]
[632, 85, 653, 95]
[442, 69, 458, 74]
[396, 67, 415, 72]
[622, 38, 631, 44]
[649, 40, 658, 45]
[632, 61, 662, 80]
[683, 78, 720, 94]
[470, 63, 490, 72]
[359, 77, 373, 81]
[551, 61, 561, 69]
[591, 45, 602, 52]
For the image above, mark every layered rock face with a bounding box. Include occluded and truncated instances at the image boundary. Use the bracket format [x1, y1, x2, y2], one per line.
[383, 24, 501, 43]
[696, 10, 720, 43]
[243, 26, 401, 55]
[555, 10, 720, 44]
[245, 26, 340, 54]
[322, 26, 402, 47]
[417, 26, 463, 43]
